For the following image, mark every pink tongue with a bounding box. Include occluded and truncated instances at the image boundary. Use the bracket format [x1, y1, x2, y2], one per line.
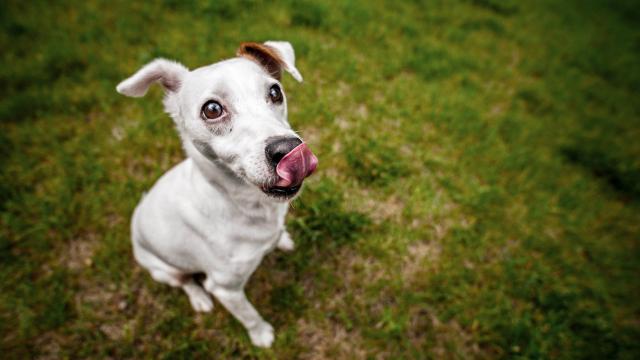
[275, 143, 318, 187]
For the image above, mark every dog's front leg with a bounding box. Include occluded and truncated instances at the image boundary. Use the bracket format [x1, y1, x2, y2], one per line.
[276, 229, 295, 251]
[205, 280, 274, 347]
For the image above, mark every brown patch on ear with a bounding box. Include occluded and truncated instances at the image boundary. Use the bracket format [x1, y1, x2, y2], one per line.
[237, 42, 285, 80]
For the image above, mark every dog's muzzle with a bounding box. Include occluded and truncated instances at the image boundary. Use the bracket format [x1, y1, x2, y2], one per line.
[264, 137, 318, 197]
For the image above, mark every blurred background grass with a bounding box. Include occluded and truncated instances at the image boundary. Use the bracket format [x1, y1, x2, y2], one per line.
[1, 0, 639, 358]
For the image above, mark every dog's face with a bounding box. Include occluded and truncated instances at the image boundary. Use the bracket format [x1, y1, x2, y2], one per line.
[117, 41, 317, 201]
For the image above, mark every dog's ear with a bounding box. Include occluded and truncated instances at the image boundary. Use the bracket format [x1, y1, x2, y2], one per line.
[237, 41, 303, 82]
[116, 58, 189, 97]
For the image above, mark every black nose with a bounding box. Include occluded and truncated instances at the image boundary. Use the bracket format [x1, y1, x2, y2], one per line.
[265, 136, 302, 168]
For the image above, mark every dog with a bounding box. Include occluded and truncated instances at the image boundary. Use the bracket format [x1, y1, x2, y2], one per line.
[116, 41, 317, 348]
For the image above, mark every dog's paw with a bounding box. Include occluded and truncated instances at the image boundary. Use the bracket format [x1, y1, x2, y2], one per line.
[189, 292, 214, 313]
[248, 322, 274, 348]
[276, 232, 295, 252]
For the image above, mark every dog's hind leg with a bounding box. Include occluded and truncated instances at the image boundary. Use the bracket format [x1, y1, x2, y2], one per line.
[132, 239, 213, 312]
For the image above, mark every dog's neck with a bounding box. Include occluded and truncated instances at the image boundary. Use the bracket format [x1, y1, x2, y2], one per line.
[184, 139, 282, 216]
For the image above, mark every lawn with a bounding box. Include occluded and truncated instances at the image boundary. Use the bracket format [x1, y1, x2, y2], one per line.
[1, 0, 639, 358]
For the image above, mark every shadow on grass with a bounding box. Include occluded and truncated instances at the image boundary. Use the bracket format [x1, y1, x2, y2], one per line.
[561, 145, 640, 202]
[468, 0, 518, 16]
[258, 178, 371, 318]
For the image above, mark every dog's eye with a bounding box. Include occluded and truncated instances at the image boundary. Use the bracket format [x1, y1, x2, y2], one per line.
[269, 84, 283, 104]
[201, 101, 224, 120]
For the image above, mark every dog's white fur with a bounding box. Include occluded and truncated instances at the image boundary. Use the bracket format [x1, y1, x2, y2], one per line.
[117, 41, 306, 348]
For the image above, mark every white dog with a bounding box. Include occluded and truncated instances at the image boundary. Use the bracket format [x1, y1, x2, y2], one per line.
[116, 41, 318, 348]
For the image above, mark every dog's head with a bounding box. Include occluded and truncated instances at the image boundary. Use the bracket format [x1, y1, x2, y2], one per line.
[117, 41, 317, 201]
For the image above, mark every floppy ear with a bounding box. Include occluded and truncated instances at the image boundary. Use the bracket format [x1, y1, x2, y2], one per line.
[116, 58, 189, 97]
[237, 41, 303, 82]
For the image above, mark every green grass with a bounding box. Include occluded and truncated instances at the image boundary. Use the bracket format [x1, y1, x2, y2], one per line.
[1, 0, 639, 358]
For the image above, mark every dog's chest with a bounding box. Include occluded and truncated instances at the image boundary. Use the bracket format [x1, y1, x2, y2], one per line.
[229, 209, 282, 250]
[207, 201, 283, 256]
[206, 207, 283, 287]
